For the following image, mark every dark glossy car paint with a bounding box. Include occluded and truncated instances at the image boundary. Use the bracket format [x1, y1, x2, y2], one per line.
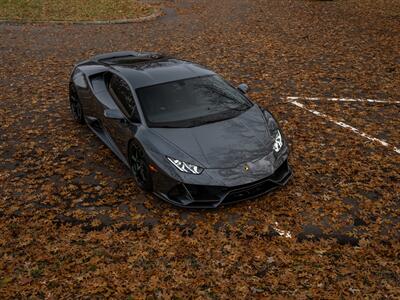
[69, 51, 292, 208]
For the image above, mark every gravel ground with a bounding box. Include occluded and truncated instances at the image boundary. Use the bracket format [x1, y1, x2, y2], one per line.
[0, 0, 399, 298]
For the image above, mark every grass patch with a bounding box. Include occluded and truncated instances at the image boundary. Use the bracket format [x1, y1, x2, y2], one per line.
[0, 0, 156, 22]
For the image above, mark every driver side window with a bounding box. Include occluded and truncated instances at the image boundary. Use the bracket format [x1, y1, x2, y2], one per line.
[108, 73, 140, 122]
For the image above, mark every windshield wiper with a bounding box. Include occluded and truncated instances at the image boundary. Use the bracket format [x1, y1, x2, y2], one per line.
[227, 104, 250, 112]
[149, 105, 249, 128]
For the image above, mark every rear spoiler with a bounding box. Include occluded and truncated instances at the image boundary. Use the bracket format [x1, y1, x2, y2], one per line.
[92, 51, 164, 63]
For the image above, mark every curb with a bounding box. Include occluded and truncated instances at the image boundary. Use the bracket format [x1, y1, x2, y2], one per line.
[0, 9, 162, 25]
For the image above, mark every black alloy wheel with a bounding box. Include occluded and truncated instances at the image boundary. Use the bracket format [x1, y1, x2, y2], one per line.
[69, 83, 85, 124]
[129, 142, 153, 191]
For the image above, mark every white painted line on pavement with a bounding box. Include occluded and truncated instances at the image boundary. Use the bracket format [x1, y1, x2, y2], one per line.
[287, 96, 400, 104]
[289, 100, 400, 154]
[272, 222, 292, 238]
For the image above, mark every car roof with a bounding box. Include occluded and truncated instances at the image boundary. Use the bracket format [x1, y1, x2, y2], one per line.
[90, 51, 216, 89]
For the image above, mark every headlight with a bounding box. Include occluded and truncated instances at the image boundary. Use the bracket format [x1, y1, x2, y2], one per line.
[263, 110, 283, 153]
[273, 130, 283, 152]
[167, 157, 203, 175]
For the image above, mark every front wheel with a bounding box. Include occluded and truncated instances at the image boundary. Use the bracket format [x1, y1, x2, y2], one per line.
[129, 141, 153, 192]
[69, 83, 85, 124]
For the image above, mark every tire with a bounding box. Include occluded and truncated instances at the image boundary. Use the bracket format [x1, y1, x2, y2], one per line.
[129, 141, 153, 192]
[69, 83, 85, 124]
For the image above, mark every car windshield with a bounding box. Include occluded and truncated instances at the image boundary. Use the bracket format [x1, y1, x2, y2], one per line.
[136, 75, 252, 128]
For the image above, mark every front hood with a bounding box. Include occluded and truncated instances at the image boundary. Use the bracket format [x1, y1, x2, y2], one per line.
[149, 105, 273, 168]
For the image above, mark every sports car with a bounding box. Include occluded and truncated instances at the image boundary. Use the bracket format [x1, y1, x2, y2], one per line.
[69, 51, 292, 208]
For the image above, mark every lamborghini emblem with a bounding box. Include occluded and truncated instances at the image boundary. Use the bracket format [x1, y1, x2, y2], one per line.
[244, 164, 250, 172]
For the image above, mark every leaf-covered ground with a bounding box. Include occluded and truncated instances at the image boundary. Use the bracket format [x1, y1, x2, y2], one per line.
[0, 0, 155, 22]
[0, 0, 399, 298]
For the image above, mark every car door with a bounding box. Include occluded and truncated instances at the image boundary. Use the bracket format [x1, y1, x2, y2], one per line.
[103, 73, 141, 157]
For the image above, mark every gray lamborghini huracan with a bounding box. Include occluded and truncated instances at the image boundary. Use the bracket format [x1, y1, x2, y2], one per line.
[69, 51, 291, 208]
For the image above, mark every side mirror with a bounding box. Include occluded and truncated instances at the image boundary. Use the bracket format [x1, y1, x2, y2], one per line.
[104, 108, 125, 119]
[237, 83, 249, 94]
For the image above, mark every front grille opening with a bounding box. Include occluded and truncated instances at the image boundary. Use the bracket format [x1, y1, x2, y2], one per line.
[268, 160, 289, 181]
[185, 184, 226, 201]
[224, 181, 278, 204]
[168, 184, 189, 203]
[167, 184, 223, 207]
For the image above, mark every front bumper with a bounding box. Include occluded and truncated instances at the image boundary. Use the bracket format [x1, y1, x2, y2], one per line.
[153, 159, 292, 208]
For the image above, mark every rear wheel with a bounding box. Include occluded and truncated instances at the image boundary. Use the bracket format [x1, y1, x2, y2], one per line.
[69, 83, 85, 124]
[129, 141, 153, 192]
